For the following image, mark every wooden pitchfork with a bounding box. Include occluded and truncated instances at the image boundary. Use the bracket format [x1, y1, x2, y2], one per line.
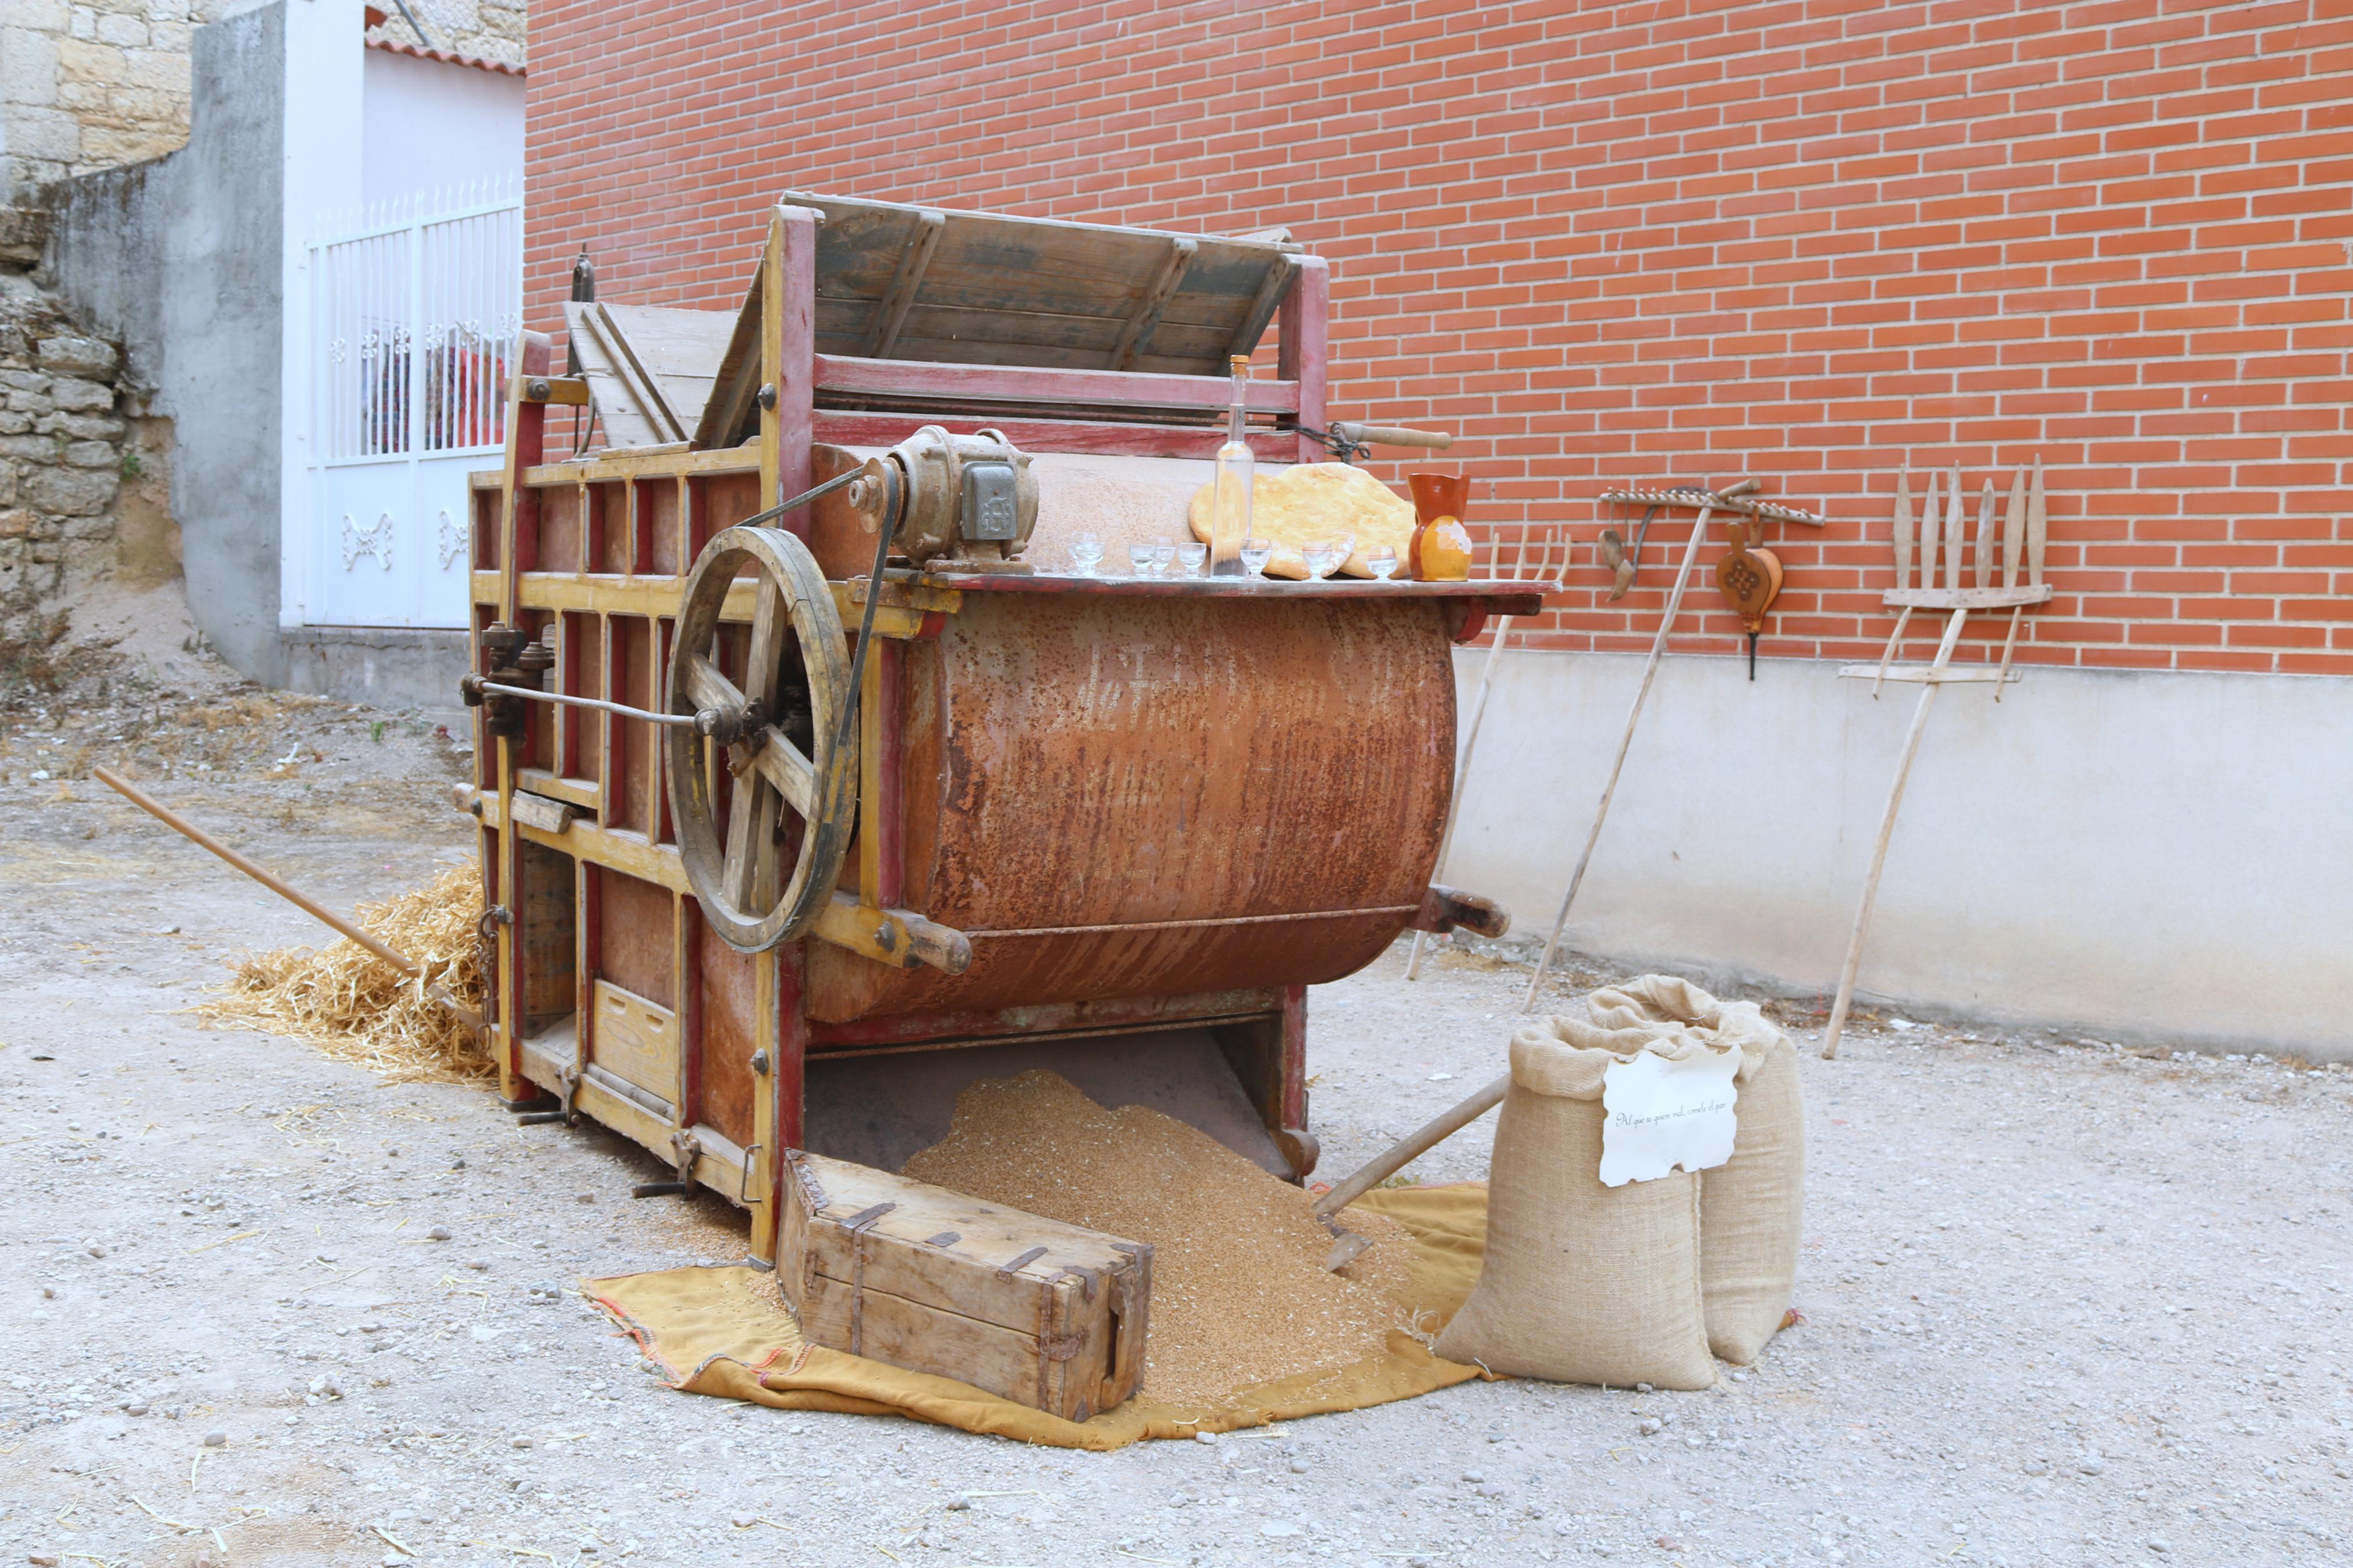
[1819, 460, 2050, 1059]
[1521, 481, 1828, 1009]
[1404, 510, 1575, 980]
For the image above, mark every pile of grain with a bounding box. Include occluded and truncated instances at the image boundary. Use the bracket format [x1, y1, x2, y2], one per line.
[196, 865, 492, 1083]
[904, 1069, 1416, 1408]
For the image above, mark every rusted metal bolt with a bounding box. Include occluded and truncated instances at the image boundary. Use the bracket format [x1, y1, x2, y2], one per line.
[750, 1050, 771, 1075]
[756, 382, 777, 411]
[694, 707, 746, 745]
[526, 376, 551, 401]
[846, 476, 876, 511]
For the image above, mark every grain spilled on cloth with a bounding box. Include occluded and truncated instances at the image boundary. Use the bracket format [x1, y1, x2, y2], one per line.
[904, 1069, 1415, 1408]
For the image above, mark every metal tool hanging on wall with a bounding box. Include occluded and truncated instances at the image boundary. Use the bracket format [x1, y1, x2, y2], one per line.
[1593, 495, 1661, 600]
[1715, 518, 1785, 678]
[1819, 458, 2051, 1060]
[1521, 481, 1827, 1009]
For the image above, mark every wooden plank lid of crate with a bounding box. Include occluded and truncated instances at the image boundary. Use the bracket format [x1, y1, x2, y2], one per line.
[779, 1150, 1152, 1425]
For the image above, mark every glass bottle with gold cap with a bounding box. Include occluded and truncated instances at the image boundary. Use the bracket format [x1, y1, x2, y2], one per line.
[1208, 353, 1253, 574]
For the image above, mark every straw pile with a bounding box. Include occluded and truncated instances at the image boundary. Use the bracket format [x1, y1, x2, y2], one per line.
[904, 1069, 1417, 1407]
[197, 864, 493, 1083]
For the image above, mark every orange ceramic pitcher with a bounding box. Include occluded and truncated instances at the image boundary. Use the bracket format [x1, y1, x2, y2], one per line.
[1407, 473, 1474, 580]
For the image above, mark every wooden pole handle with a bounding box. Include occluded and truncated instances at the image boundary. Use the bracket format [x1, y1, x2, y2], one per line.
[1330, 422, 1454, 450]
[95, 766, 418, 975]
[94, 766, 487, 1032]
[1313, 1072, 1511, 1218]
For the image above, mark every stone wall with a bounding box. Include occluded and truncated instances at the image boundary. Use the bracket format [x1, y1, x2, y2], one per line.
[0, 272, 133, 661]
[1, 0, 524, 197]
[0, 0, 202, 195]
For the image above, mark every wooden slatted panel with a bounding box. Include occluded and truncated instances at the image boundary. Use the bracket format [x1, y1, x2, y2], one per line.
[693, 193, 1300, 448]
[599, 303, 736, 438]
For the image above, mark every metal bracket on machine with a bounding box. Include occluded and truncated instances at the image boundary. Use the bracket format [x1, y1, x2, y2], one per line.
[1407, 884, 1511, 940]
[633, 1130, 702, 1200]
[515, 1062, 581, 1127]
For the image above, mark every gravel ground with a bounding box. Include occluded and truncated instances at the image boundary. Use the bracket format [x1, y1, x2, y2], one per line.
[1, 688, 2350, 1568]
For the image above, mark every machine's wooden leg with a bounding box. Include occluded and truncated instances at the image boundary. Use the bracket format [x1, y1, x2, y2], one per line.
[1209, 986, 1318, 1182]
[751, 942, 808, 1267]
[1276, 983, 1316, 1179]
[494, 735, 528, 1104]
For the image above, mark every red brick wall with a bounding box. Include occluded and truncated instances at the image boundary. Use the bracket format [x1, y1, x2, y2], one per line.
[526, 0, 2352, 674]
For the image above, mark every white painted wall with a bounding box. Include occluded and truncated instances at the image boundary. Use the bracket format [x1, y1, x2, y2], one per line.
[1440, 650, 2353, 1058]
[359, 46, 521, 209]
[280, 36, 521, 639]
[277, 0, 366, 639]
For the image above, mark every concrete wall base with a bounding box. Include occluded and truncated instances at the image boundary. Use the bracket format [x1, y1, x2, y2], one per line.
[1442, 649, 2351, 1061]
[281, 625, 466, 711]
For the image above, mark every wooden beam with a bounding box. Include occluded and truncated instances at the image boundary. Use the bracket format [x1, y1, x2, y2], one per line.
[812, 353, 1299, 414]
[516, 374, 591, 406]
[764, 205, 820, 541]
[864, 208, 945, 359]
[1227, 254, 1295, 358]
[1109, 237, 1196, 371]
[1882, 585, 2053, 610]
[1279, 257, 1329, 463]
[812, 411, 1296, 461]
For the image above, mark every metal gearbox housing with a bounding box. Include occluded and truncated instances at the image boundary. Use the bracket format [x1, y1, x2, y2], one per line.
[860, 425, 1038, 569]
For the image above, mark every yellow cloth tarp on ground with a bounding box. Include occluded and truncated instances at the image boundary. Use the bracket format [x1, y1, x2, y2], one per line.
[587, 1183, 1494, 1450]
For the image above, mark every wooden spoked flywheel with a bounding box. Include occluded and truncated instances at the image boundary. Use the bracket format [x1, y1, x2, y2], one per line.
[665, 525, 855, 952]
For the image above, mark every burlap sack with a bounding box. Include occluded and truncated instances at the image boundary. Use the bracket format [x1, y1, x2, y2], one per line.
[1589, 976, 1804, 1365]
[1432, 1019, 1718, 1390]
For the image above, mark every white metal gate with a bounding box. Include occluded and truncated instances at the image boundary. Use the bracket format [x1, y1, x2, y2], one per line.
[307, 180, 520, 628]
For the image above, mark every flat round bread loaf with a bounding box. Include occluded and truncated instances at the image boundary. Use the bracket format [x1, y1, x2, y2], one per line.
[1188, 462, 1416, 579]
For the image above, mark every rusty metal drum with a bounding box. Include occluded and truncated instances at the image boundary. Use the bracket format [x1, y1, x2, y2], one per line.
[805, 589, 1460, 1022]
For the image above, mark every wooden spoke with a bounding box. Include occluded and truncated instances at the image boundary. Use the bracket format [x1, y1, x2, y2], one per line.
[742, 578, 790, 709]
[722, 772, 783, 912]
[722, 578, 793, 911]
[684, 653, 745, 716]
[743, 725, 819, 817]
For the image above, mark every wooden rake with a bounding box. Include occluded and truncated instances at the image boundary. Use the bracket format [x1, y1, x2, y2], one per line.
[1404, 511, 1577, 980]
[1520, 481, 1828, 1009]
[1819, 460, 2051, 1059]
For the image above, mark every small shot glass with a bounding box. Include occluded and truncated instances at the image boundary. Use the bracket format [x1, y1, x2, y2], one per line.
[1176, 542, 1208, 577]
[1127, 541, 1159, 578]
[1239, 537, 1274, 575]
[1152, 541, 1178, 578]
[1365, 545, 1399, 580]
[1070, 531, 1105, 576]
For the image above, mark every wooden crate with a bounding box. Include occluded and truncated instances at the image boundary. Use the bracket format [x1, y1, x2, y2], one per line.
[778, 1151, 1151, 1421]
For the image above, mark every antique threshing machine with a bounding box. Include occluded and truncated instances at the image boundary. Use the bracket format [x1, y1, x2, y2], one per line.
[460, 196, 1546, 1268]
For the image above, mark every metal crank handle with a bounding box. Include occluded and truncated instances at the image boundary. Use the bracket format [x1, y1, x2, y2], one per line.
[462, 676, 742, 739]
[1330, 421, 1454, 451]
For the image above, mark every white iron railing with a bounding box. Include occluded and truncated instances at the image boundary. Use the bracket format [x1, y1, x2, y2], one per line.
[313, 177, 520, 464]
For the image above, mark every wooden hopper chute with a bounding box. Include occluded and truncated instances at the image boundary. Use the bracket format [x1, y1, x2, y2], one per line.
[695, 193, 1305, 451]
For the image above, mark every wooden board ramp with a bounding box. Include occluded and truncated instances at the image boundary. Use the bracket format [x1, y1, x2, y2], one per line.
[1820, 460, 2052, 1059]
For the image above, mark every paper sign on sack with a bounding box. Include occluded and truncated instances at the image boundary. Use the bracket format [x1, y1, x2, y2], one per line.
[1598, 1047, 1741, 1187]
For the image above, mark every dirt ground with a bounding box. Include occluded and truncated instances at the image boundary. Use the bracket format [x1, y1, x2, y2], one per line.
[1, 672, 2349, 1568]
